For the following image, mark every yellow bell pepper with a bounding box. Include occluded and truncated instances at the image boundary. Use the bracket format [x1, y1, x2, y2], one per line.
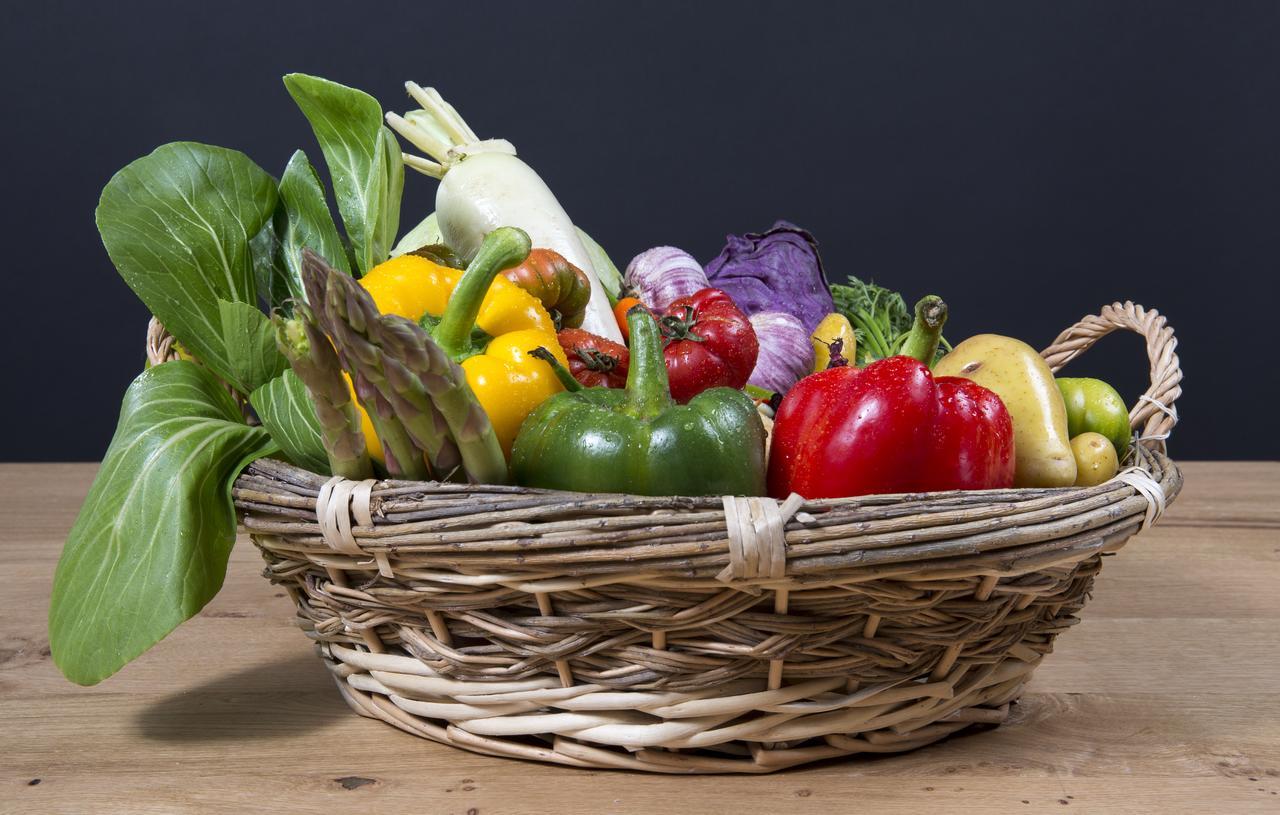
[357, 247, 568, 457]
[810, 312, 857, 372]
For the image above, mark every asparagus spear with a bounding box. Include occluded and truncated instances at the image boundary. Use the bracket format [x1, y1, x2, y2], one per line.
[271, 304, 373, 480]
[300, 249, 506, 485]
[375, 315, 507, 485]
[301, 250, 432, 481]
[367, 323, 464, 480]
[321, 267, 482, 482]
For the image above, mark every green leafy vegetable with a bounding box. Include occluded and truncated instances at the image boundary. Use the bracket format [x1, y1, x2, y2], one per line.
[576, 227, 623, 302]
[284, 73, 402, 276]
[61, 73, 418, 687]
[278, 149, 352, 290]
[96, 142, 278, 386]
[408, 243, 464, 269]
[217, 300, 288, 394]
[49, 362, 277, 685]
[249, 150, 356, 311]
[378, 128, 405, 263]
[831, 277, 948, 365]
[391, 211, 442, 257]
[250, 370, 329, 473]
[250, 216, 291, 311]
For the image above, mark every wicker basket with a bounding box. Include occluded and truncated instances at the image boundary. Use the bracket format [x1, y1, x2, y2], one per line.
[185, 301, 1180, 773]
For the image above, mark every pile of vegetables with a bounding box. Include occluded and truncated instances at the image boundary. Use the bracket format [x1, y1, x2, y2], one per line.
[51, 73, 1138, 687]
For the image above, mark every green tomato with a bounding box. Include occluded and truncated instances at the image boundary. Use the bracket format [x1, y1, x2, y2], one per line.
[1056, 377, 1130, 459]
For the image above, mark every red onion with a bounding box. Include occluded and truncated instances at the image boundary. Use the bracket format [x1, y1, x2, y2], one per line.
[624, 246, 710, 310]
[748, 311, 814, 393]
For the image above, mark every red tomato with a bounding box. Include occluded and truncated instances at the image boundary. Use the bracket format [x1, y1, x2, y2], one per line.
[557, 329, 630, 389]
[658, 288, 758, 403]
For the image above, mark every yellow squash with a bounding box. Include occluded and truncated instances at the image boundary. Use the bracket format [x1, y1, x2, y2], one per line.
[810, 312, 857, 372]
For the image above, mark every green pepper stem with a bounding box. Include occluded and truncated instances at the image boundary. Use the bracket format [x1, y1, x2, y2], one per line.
[432, 227, 532, 359]
[530, 347, 583, 392]
[899, 296, 948, 365]
[623, 306, 674, 419]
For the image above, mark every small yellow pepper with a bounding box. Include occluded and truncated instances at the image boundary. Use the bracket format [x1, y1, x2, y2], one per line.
[357, 237, 568, 457]
[810, 313, 857, 372]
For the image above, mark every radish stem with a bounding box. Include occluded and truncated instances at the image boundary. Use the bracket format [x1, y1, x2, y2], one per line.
[406, 82, 474, 146]
[400, 151, 445, 179]
[385, 110, 451, 162]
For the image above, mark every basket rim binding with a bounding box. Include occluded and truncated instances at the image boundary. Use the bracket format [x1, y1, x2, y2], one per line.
[166, 300, 1184, 773]
[234, 449, 1179, 583]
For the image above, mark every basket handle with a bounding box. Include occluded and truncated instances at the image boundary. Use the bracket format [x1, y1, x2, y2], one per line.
[144, 316, 257, 423]
[146, 316, 179, 366]
[1039, 301, 1182, 450]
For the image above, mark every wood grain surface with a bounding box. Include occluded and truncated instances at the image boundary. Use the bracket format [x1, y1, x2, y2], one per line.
[2, 462, 1277, 814]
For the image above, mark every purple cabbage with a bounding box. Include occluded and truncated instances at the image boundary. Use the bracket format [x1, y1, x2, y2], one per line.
[748, 311, 814, 394]
[624, 246, 710, 311]
[704, 221, 834, 332]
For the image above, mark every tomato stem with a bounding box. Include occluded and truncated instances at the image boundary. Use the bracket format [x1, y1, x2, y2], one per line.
[575, 346, 620, 372]
[658, 306, 705, 343]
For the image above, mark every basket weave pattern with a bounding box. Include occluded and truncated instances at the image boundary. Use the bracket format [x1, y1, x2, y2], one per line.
[212, 301, 1182, 773]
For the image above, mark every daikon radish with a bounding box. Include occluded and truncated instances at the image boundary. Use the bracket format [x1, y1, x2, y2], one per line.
[386, 83, 623, 342]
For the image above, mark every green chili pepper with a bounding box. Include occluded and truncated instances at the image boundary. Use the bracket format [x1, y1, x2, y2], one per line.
[510, 307, 767, 496]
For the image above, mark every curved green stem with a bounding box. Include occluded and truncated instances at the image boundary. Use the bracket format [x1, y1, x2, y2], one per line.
[530, 347, 583, 392]
[860, 311, 896, 361]
[432, 227, 532, 359]
[623, 306, 673, 419]
[899, 296, 948, 365]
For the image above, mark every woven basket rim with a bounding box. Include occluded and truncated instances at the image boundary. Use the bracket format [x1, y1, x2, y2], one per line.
[234, 448, 1180, 581]
[240, 446, 1176, 505]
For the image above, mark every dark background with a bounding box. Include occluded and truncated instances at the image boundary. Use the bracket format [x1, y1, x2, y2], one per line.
[2, 1, 1276, 460]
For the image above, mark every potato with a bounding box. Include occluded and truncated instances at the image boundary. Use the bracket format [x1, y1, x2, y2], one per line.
[1070, 432, 1119, 487]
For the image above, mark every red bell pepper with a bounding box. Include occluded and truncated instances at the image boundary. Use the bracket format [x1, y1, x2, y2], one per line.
[767, 297, 1015, 498]
[659, 288, 758, 403]
[557, 328, 629, 389]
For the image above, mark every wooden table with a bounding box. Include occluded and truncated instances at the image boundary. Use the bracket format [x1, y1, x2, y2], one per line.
[3, 462, 1278, 814]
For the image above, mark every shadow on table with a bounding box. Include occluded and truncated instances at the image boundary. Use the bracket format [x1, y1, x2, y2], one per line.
[135, 653, 348, 742]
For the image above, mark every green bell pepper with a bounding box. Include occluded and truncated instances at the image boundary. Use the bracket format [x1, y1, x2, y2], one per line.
[510, 307, 767, 496]
[1057, 377, 1131, 459]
